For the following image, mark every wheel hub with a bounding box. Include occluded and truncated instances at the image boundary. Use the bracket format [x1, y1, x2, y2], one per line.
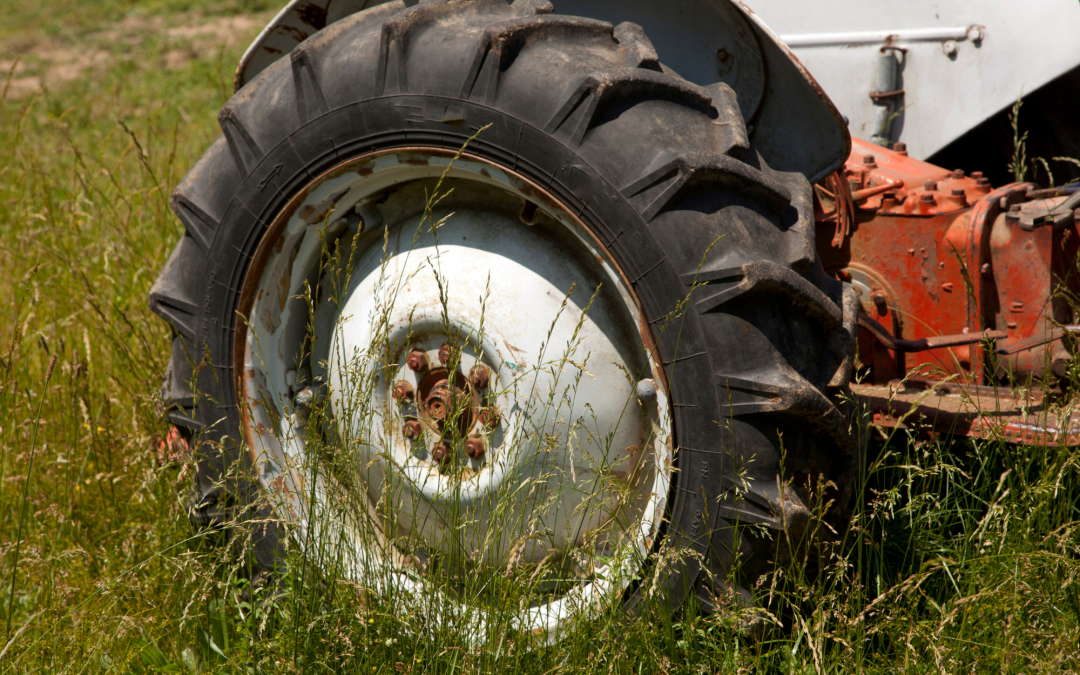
[237, 148, 672, 638]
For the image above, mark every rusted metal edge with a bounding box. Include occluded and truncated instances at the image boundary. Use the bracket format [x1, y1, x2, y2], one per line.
[868, 89, 904, 101]
[234, 0, 325, 92]
[852, 380, 1080, 447]
[850, 177, 904, 202]
[995, 325, 1080, 356]
[858, 312, 1007, 353]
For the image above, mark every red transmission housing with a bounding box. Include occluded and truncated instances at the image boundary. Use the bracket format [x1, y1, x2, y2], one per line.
[815, 137, 1080, 445]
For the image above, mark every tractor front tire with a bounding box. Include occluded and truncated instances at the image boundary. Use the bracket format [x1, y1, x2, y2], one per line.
[150, 0, 857, 631]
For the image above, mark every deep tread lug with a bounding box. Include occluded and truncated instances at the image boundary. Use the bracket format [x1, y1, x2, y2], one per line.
[704, 83, 750, 158]
[546, 69, 713, 147]
[624, 151, 792, 221]
[218, 104, 263, 174]
[171, 190, 219, 253]
[163, 335, 200, 429]
[613, 22, 661, 71]
[460, 16, 613, 104]
[375, 16, 408, 95]
[291, 47, 329, 124]
[715, 374, 784, 416]
[510, 0, 553, 14]
[685, 259, 842, 328]
[378, 0, 510, 96]
[149, 238, 200, 341]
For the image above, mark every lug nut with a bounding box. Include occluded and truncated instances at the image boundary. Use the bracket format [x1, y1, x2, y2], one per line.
[392, 380, 414, 403]
[403, 420, 423, 439]
[438, 343, 452, 366]
[478, 406, 501, 428]
[431, 441, 452, 465]
[407, 350, 429, 372]
[469, 365, 490, 390]
[465, 436, 486, 460]
[426, 384, 450, 420]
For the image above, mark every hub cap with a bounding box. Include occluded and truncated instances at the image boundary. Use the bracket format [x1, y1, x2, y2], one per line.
[237, 149, 672, 640]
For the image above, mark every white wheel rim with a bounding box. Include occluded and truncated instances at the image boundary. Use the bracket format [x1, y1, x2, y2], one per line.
[238, 149, 672, 642]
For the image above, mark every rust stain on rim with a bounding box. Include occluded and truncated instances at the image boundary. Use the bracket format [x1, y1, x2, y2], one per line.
[234, 146, 670, 464]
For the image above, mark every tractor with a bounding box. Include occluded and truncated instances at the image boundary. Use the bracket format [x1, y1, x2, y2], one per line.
[149, 0, 1080, 638]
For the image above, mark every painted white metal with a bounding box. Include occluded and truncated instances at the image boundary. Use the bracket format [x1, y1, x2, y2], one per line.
[753, 0, 1080, 160]
[241, 149, 672, 642]
[780, 26, 973, 48]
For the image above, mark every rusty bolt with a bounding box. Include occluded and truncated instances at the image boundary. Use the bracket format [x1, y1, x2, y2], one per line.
[438, 343, 453, 366]
[951, 189, 966, 197]
[403, 420, 423, 439]
[426, 387, 449, 421]
[407, 350, 429, 372]
[920, 194, 936, 204]
[862, 154, 875, 165]
[893, 142, 908, 155]
[924, 181, 938, 191]
[478, 406, 501, 428]
[942, 40, 959, 57]
[977, 177, 990, 187]
[871, 291, 888, 311]
[393, 380, 414, 403]
[971, 171, 984, 179]
[952, 169, 965, 179]
[469, 364, 490, 390]
[465, 436, 486, 460]
[431, 441, 452, 465]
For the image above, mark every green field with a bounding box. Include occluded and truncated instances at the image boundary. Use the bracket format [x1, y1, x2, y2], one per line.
[2, 2, 1080, 672]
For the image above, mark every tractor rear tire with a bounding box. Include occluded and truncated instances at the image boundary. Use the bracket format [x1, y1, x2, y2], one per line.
[150, 0, 858, 628]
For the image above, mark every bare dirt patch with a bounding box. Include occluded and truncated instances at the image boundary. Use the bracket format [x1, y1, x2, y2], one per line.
[1, 12, 271, 100]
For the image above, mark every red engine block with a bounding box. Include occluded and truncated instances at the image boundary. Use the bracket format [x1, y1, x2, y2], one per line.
[816, 138, 1080, 445]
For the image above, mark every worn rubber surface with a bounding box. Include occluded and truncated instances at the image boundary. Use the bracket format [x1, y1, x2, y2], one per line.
[150, 0, 858, 612]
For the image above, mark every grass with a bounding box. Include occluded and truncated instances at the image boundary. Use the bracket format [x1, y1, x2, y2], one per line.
[2, 2, 1080, 672]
